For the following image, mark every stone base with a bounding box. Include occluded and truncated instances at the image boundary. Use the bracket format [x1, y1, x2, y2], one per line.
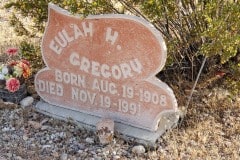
[35, 100, 179, 146]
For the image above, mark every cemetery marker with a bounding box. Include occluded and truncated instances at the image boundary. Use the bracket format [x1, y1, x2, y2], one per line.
[35, 3, 180, 145]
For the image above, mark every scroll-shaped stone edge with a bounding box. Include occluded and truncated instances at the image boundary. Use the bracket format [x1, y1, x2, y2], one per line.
[35, 3, 180, 132]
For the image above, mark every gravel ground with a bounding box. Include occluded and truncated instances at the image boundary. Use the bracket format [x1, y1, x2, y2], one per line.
[1, 1, 240, 159]
[0, 102, 144, 160]
[0, 88, 239, 160]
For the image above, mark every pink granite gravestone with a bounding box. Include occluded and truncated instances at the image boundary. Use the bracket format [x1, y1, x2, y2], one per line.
[35, 3, 179, 145]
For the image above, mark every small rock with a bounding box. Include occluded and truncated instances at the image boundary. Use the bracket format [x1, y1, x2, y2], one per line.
[2, 127, 10, 132]
[2, 126, 15, 132]
[86, 137, 94, 144]
[28, 120, 42, 129]
[103, 150, 110, 155]
[96, 119, 114, 145]
[2, 101, 17, 109]
[30, 143, 36, 147]
[41, 125, 49, 130]
[27, 85, 36, 94]
[50, 134, 56, 140]
[22, 134, 28, 141]
[58, 132, 66, 138]
[225, 141, 232, 147]
[20, 96, 34, 108]
[77, 150, 83, 154]
[15, 156, 23, 160]
[40, 118, 49, 125]
[90, 151, 96, 155]
[113, 155, 121, 160]
[42, 145, 52, 149]
[132, 145, 146, 154]
[94, 157, 102, 160]
[52, 151, 59, 157]
[60, 153, 68, 160]
[78, 143, 85, 150]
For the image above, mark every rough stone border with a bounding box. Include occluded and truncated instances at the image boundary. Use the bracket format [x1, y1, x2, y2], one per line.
[35, 100, 179, 146]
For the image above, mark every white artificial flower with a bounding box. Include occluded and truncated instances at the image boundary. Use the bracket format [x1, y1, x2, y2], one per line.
[2, 66, 9, 75]
[0, 73, 5, 80]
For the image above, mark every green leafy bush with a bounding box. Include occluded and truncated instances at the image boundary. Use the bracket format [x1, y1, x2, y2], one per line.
[4, 0, 118, 34]
[19, 41, 43, 73]
[130, 0, 239, 78]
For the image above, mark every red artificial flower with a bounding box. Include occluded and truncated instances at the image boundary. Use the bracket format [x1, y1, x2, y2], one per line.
[18, 61, 31, 78]
[8, 60, 18, 66]
[6, 78, 20, 92]
[21, 59, 30, 67]
[5, 48, 18, 56]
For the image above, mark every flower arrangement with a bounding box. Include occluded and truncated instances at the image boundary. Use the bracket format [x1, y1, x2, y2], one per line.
[0, 48, 31, 93]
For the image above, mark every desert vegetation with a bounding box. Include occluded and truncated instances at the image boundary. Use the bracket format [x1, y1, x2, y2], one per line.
[0, 0, 239, 159]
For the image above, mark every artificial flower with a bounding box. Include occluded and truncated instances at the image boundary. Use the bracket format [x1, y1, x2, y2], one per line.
[6, 78, 20, 92]
[13, 64, 23, 78]
[5, 48, 18, 56]
[21, 59, 30, 67]
[0, 74, 5, 80]
[2, 66, 9, 75]
[0, 48, 32, 92]
[22, 66, 31, 79]
[8, 60, 18, 66]
[18, 61, 31, 78]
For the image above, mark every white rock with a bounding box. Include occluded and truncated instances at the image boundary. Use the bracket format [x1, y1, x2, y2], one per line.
[15, 156, 23, 160]
[77, 150, 83, 154]
[2, 127, 10, 132]
[85, 137, 94, 144]
[20, 96, 34, 108]
[22, 134, 28, 141]
[2, 126, 15, 132]
[113, 155, 121, 160]
[42, 145, 52, 149]
[60, 153, 68, 160]
[132, 145, 146, 154]
[41, 125, 49, 130]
